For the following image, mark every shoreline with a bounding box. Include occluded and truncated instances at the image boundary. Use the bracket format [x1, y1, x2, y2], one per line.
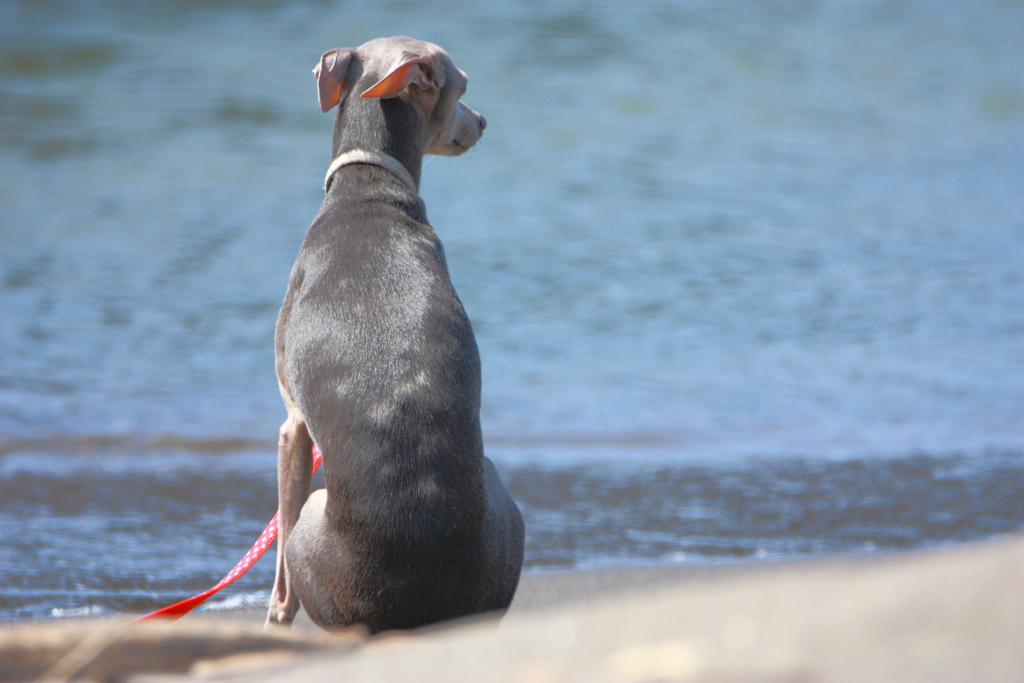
[3, 534, 1021, 682]
[2, 543, 950, 626]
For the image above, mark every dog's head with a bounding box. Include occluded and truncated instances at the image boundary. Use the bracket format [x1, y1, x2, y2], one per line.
[313, 36, 484, 157]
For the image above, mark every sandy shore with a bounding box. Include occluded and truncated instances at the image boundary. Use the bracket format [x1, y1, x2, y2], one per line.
[3, 534, 1021, 682]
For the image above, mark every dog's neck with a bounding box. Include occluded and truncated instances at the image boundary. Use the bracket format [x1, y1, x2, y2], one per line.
[329, 97, 426, 194]
[324, 149, 418, 194]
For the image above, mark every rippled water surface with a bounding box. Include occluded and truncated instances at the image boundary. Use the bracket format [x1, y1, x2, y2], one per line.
[1, 0, 1022, 619]
[3, 449, 1022, 619]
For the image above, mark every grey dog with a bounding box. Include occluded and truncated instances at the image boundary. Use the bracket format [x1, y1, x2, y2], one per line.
[264, 37, 524, 633]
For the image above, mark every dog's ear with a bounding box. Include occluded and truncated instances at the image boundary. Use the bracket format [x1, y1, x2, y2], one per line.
[313, 48, 356, 112]
[361, 51, 444, 99]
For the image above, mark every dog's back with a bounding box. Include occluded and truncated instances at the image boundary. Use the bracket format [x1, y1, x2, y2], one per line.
[287, 169, 487, 540]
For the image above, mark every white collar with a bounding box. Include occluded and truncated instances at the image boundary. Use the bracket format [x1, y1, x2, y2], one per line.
[324, 149, 418, 194]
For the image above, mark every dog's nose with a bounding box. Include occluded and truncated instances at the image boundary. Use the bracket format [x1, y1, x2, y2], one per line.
[479, 115, 487, 131]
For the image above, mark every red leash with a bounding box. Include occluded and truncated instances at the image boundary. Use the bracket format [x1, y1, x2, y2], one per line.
[131, 444, 323, 622]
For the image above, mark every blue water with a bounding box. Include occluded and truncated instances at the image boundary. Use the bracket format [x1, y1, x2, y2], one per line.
[1, 0, 1022, 620]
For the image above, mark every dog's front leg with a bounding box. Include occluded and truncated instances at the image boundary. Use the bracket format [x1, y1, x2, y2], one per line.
[265, 408, 313, 628]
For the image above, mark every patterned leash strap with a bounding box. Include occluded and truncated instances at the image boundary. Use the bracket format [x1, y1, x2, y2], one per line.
[131, 444, 323, 623]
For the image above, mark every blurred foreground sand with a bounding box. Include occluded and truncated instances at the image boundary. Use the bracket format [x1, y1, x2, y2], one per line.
[3, 534, 1021, 682]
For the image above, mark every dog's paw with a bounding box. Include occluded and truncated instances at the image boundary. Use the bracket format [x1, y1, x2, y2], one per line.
[264, 602, 298, 630]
